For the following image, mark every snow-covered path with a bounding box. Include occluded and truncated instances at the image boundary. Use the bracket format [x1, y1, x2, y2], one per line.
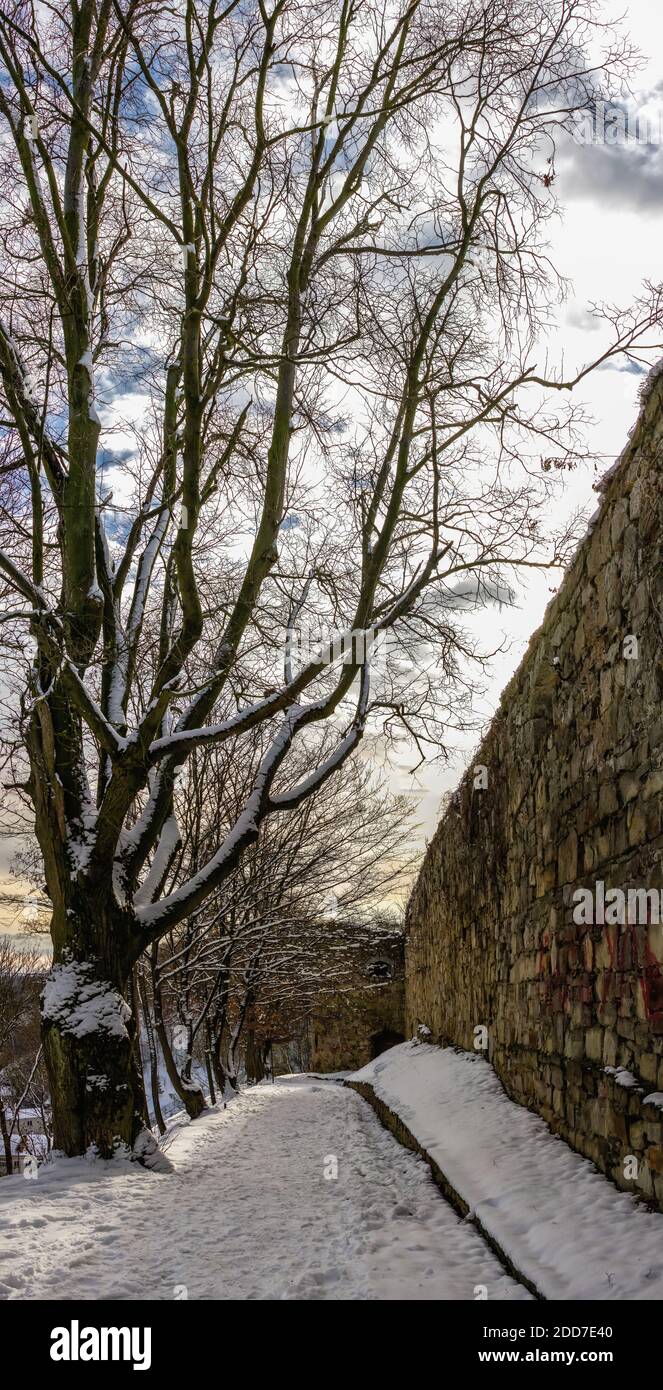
[0, 1076, 529, 1301]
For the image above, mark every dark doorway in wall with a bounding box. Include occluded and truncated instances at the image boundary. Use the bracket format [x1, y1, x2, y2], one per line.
[370, 1029, 405, 1059]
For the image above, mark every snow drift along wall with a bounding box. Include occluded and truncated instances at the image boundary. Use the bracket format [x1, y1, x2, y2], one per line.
[405, 370, 663, 1210]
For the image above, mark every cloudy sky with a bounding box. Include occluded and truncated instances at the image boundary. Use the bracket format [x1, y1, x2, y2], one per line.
[3, 0, 663, 932]
[385, 0, 663, 852]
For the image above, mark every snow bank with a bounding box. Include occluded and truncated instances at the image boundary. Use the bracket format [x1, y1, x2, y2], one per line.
[350, 1042, 663, 1301]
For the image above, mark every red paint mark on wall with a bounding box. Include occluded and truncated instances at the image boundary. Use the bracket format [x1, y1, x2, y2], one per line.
[601, 902, 663, 1025]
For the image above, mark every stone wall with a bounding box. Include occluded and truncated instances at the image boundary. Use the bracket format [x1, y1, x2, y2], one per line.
[405, 371, 663, 1208]
[306, 928, 405, 1073]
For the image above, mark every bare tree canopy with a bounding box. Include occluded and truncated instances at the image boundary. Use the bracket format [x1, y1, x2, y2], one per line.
[141, 739, 413, 1123]
[0, 0, 660, 1157]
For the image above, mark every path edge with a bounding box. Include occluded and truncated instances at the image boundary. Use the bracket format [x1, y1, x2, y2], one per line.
[345, 1077, 545, 1301]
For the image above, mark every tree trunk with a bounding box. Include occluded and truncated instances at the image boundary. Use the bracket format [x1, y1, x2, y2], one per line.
[0, 1096, 13, 1175]
[210, 1031, 229, 1094]
[137, 969, 166, 1136]
[151, 969, 205, 1120]
[204, 1047, 216, 1105]
[245, 1027, 265, 1084]
[224, 1026, 241, 1092]
[130, 967, 151, 1129]
[41, 924, 145, 1158]
[208, 970, 231, 1096]
[30, 689, 153, 1159]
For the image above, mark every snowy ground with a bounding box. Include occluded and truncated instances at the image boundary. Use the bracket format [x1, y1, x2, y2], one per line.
[0, 1075, 528, 1301]
[353, 1042, 663, 1301]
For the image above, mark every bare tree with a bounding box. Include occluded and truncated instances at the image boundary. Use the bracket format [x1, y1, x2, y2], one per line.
[142, 735, 415, 1116]
[0, 0, 659, 1158]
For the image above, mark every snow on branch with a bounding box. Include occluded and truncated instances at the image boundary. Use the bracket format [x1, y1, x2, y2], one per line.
[270, 666, 371, 811]
[136, 707, 311, 938]
[147, 629, 377, 763]
[134, 814, 182, 908]
[136, 667, 371, 941]
[106, 500, 171, 728]
[147, 692, 284, 760]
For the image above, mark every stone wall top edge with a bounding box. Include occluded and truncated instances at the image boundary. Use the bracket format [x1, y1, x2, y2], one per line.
[407, 371, 663, 912]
